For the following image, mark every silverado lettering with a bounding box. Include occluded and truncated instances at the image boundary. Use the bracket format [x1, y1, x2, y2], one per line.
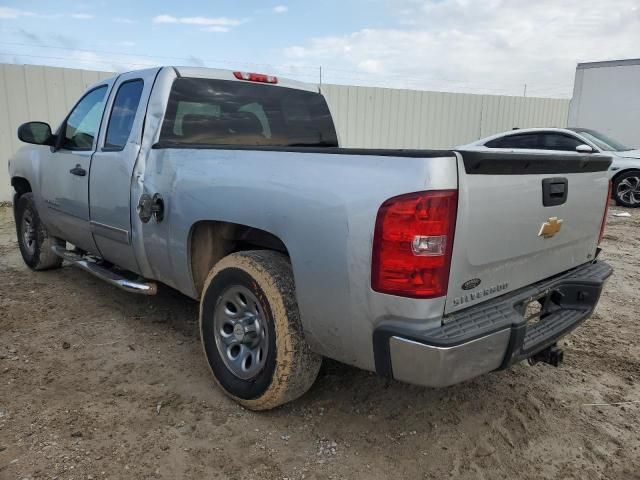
[452, 283, 510, 307]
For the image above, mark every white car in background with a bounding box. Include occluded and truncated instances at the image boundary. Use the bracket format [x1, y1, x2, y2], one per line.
[459, 127, 640, 207]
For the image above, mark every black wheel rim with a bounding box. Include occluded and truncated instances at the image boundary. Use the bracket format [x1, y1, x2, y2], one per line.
[617, 175, 640, 205]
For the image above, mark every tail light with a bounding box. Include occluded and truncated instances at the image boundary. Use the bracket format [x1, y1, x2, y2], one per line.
[233, 71, 278, 84]
[598, 180, 612, 245]
[372, 190, 458, 298]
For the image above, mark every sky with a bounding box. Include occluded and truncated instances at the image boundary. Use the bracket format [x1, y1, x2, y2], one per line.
[0, 0, 638, 98]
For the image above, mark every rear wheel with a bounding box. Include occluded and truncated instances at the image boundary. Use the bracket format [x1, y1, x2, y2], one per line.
[15, 193, 64, 270]
[613, 170, 640, 208]
[199, 250, 321, 410]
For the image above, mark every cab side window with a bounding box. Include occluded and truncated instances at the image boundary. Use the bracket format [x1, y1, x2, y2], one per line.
[486, 133, 540, 149]
[61, 86, 108, 150]
[539, 133, 584, 151]
[104, 79, 144, 151]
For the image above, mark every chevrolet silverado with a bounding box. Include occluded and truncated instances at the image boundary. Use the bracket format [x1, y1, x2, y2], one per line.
[8, 66, 613, 409]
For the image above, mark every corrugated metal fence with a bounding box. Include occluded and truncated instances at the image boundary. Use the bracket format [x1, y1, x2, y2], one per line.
[0, 63, 569, 201]
[322, 84, 570, 149]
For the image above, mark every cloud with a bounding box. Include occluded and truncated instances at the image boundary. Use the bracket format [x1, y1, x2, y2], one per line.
[0, 7, 95, 21]
[17, 28, 41, 44]
[6, 29, 148, 73]
[152, 14, 178, 23]
[0, 47, 158, 73]
[273, 5, 288, 14]
[152, 14, 243, 27]
[16, 29, 81, 50]
[0, 7, 35, 19]
[113, 17, 135, 24]
[50, 33, 80, 49]
[358, 59, 383, 74]
[202, 26, 230, 33]
[186, 55, 205, 67]
[282, 0, 640, 97]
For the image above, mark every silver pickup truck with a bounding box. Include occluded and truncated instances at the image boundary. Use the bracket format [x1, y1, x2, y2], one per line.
[8, 66, 613, 410]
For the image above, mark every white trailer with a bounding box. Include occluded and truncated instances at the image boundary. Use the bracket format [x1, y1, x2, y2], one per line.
[568, 59, 640, 148]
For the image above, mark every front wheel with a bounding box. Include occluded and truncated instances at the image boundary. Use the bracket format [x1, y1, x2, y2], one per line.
[613, 170, 640, 208]
[15, 193, 65, 270]
[199, 250, 321, 410]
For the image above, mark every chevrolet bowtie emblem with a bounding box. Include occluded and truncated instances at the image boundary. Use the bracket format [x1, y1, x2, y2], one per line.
[538, 217, 563, 238]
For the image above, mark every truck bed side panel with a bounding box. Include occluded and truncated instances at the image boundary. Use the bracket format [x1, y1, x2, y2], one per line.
[141, 148, 458, 370]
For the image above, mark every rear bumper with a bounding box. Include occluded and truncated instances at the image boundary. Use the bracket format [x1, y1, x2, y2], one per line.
[373, 260, 613, 387]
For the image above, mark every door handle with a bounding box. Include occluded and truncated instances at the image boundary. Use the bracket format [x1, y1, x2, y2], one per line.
[69, 164, 86, 177]
[542, 177, 568, 206]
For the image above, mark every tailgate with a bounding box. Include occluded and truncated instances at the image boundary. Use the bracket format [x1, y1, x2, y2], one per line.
[445, 150, 611, 314]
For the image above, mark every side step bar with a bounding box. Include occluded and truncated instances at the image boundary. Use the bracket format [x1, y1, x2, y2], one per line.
[51, 245, 157, 295]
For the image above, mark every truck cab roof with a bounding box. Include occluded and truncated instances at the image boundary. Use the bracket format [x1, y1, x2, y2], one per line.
[92, 66, 319, 94]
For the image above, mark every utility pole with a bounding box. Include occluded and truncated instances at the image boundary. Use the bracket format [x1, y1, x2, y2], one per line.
[319, 65, 322, 89]
[523, 84, 527, 97]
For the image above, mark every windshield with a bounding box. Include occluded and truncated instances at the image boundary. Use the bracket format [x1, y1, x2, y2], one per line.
[570, 128, 632, 152]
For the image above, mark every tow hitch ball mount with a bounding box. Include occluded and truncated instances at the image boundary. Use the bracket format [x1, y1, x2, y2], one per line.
[528, 344, 564, 367]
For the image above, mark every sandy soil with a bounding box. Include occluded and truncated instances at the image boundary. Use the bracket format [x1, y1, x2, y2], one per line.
[1, 204, 639, 480]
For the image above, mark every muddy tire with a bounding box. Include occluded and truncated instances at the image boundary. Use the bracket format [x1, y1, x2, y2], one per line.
[199, 250, 321, 410]
[15, 193, 64, 271]
[613, 170, 640, 208]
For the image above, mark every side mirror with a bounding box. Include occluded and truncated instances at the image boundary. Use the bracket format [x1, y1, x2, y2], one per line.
[18, 122, 54, 146]
[576, 144, 594, 154]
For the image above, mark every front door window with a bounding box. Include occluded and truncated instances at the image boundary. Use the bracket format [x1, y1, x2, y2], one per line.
[61, 86, 108, 150]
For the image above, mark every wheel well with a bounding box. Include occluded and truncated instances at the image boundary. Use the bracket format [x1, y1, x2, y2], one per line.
[189, 221, 289, 297]
[611, 168, 640, 192]
[11, 177, 32, 199]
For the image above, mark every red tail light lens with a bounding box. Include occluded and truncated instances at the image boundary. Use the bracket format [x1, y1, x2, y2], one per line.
[598, 180, 612, 245]
[233, 71, 278, 84]
[372, 190, 458, 298]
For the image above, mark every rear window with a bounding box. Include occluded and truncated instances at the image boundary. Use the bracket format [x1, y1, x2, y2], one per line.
[159, 78, 338, 147]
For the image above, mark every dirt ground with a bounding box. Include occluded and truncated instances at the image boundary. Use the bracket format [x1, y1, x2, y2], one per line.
[1, 204, 639, 480]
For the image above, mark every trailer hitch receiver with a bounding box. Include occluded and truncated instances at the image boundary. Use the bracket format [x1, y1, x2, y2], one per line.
[528, 344, 564, 367]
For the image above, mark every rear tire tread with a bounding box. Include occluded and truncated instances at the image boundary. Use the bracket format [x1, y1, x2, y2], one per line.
[200, 250, 321, 410]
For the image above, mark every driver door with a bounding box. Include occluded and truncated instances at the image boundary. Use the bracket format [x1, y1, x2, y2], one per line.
[39, 83, 111, 253]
